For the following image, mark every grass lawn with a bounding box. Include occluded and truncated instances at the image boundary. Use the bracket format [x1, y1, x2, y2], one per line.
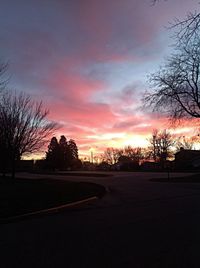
[32, 171, 112, 177]
[150, 173, 200, 183]
[0, 177, 106, 220]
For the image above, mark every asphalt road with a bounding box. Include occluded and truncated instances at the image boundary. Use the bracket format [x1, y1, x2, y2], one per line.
[1, 172, 200, 268]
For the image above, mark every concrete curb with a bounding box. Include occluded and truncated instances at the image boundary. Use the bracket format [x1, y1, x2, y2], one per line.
[0, 196, 98, 224]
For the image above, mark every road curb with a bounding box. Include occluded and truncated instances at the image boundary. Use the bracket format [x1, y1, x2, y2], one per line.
[0, 196, 98, 224]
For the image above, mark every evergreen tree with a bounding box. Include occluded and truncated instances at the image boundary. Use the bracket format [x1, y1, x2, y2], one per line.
[59, 135, 69, 169]
[68, 139, 79, 168]
[46, 135, 79, 170]
[68, 139, 78, 159]
[45, 137, 60, 170]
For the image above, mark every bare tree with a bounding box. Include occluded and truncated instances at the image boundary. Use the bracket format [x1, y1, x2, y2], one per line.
[124, 146, 144, 164]
[147, 129, 174, 163]
[147, 129, 160, 162]
[175, 135, 196, 151]
[171, 12, 200, 43]
[144, 35, 200, 122]
[102, 146, 146, 166]
[102, 148, 113, 165]
[0, 90, 58, 178]
[103, 148, 123, 165]
[152, 0, 200, 42]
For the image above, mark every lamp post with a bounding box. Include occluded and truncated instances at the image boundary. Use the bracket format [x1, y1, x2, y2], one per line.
[89, 147, 98, 164]
[90, 150, 93, 164]
[89, 147, 94, 163]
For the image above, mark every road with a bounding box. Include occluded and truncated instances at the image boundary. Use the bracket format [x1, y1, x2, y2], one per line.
[1, 172, 200, 268]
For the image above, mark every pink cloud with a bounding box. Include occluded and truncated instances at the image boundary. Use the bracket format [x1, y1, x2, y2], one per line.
[47, 74, 101, 101]
[2, 0, 200, 157]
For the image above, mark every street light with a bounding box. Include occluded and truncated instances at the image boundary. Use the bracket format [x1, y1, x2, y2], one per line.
[89, 146, 99, 164]
[89, 147, 94, 163]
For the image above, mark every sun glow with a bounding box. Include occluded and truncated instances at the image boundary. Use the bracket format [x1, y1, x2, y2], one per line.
[22, 124, 200, 160]
[85, 133, 150, 153]
[122, 134, 149, 148]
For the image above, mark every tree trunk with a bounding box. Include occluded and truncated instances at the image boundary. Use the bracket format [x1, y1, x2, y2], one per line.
[1, 158, 6, 177]
[11, 156, 15, 179]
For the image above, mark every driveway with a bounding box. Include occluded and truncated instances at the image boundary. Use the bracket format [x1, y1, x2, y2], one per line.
[1, 172, 200, 267]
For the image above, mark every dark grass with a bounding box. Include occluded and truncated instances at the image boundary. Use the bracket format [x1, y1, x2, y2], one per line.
[150, 173, 200, 183]
[0, 176, 106, 219]
[31, 171, 112, 177]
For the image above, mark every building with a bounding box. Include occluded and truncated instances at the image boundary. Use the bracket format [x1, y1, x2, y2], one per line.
[175, 148, 200, 170]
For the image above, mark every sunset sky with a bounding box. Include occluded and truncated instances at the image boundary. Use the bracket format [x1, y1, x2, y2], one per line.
[0, 0, 199, 158]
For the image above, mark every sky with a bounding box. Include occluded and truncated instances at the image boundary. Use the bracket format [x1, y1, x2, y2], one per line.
[0, 0, 199, 159]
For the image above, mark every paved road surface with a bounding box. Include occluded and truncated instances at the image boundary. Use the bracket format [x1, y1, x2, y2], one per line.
[1, 172, 200, 268]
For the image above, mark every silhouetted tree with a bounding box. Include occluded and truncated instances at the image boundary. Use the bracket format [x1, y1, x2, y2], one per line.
[175, 136, 195, 152]
[45, 137, 60, 170]
[45, 135, 79, 170]
[124, 146, 144, 165]
[68, 139, 78, 167]
[0, 90, 57, 178]
[102, 148, 114, 165]
[102, 146, 146, 167]
[144, 35, 200, 122]
[103, 148, 123, 165]
[147, 129, 174, 163]
[153, 0, 200, 42]
[145, 1, 200, 124]
[59, 135, 69, 169]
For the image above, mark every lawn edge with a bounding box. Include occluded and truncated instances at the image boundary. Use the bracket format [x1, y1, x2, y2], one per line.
[0, 196, 99, 224]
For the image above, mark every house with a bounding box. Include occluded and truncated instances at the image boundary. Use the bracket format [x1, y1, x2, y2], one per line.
[175, 148, 200, 170]
[140, 161, 161, 171]
[112, 156, 140, 171]
[16, 160, 34, 171]
[97, 161, 111, 171]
